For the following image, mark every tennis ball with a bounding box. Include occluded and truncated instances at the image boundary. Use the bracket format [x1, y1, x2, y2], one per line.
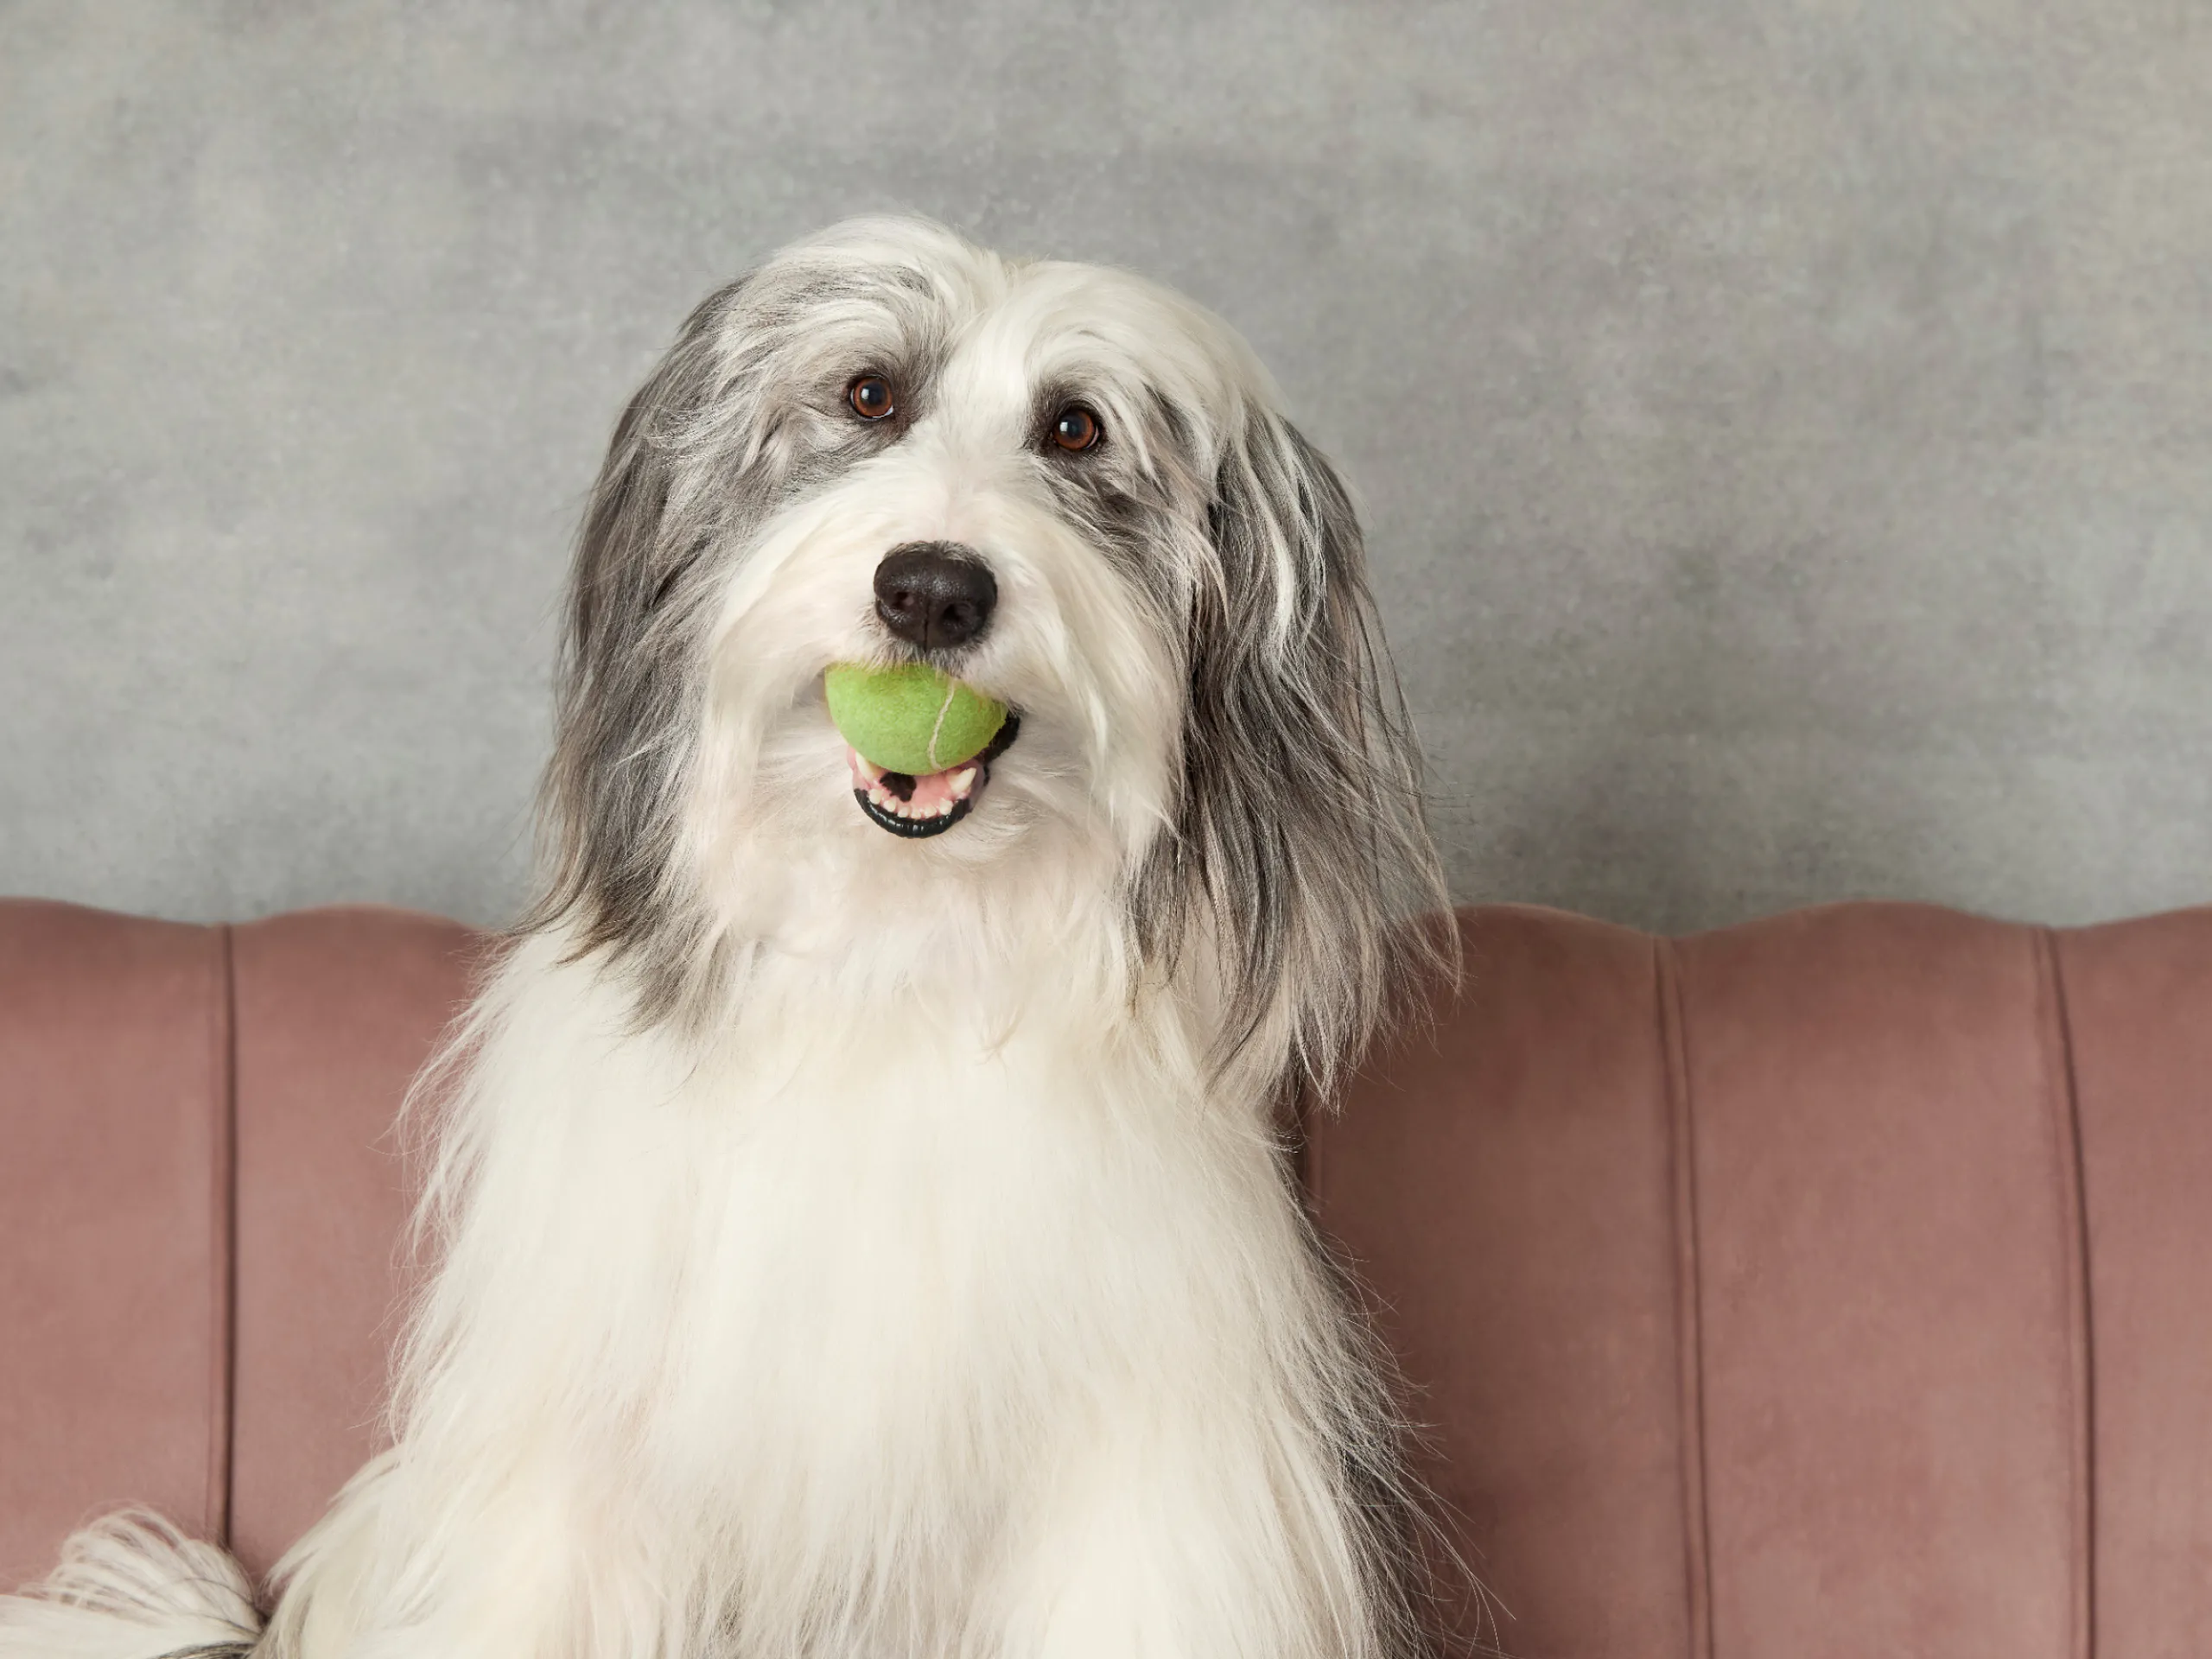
[824, 662, 1008, 776]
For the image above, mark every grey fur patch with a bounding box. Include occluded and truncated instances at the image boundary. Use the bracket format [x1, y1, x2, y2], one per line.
[527, 251, 957, 1019]
[1128, 410, 1457, 1100]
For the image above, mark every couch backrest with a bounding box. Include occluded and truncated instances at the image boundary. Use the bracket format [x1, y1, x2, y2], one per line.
[4, 899, 2209, 1658]
[1313, 902, 2212, 1659]
[0, 902, 479, 1583]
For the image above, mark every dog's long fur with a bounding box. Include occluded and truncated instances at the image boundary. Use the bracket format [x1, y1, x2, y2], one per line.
[3, 219, 1455, 1659]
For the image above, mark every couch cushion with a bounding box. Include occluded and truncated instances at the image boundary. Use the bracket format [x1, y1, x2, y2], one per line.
[1306, 904, 1697, 1659]
[1673, 905, 2081, 1659]
[0, 902, 231, 1589]
[228, 908, 480, 1578]
[2060, 911, 2212, 1656]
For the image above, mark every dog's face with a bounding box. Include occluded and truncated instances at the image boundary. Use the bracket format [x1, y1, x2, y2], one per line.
[537, 219, 1446, 1091]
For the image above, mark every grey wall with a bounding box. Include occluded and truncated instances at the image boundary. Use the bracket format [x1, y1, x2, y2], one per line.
[4, 0, 2208, 935]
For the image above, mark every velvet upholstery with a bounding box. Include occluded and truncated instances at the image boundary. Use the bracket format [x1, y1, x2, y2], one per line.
[3, 898, 2209, 1657]
[0, 903, 479, 1587]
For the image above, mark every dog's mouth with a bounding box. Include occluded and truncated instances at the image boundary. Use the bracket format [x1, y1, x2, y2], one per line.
[847, 716, 1020, 839]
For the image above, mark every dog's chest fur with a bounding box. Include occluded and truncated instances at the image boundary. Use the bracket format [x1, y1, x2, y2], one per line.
[404, 933, 1313, 1628]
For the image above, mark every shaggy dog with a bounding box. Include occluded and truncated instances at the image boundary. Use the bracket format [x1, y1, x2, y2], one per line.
[2, 219, 1455, 1659]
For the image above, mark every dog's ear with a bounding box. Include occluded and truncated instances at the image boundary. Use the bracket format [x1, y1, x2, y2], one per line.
[1134, 407, 1455, 1099]
[530, 286, 746, 1006]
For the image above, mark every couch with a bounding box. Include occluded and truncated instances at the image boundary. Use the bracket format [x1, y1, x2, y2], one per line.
[4, 897, 2209, 1656]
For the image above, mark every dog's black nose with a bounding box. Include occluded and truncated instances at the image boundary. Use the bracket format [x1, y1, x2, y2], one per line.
[874, 543, 997, 652]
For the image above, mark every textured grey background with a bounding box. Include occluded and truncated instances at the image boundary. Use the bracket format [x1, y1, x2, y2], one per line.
[4, 1, 2208, 935]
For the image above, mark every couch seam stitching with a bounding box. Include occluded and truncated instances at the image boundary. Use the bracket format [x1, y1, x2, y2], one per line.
[207, 924, 238, 1548]
[2039, 927, 2096, 1659]
[1658, 937, 1715, 1659]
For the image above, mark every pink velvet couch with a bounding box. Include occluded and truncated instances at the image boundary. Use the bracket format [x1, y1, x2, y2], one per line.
[3, 897, 2209, 1657]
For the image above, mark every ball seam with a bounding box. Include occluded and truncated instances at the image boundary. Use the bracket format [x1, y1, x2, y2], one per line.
[926, 678, 958, 772]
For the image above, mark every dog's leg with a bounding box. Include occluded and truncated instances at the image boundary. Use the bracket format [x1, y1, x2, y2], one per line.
[991, 1424, 1386, 1659]
[261, 1442, 693, 1659]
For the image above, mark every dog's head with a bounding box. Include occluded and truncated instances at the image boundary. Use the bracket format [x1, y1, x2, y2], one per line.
[533, 219, 1449, 1094]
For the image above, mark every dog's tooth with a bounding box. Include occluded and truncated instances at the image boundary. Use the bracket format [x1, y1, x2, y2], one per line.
[950, 766, 977, 798]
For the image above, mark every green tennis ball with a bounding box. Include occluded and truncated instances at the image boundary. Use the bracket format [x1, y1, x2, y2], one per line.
[824, 662, 1008, 776]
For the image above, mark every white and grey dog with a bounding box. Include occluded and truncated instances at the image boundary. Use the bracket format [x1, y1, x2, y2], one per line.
[3, 219, 1455, 1659]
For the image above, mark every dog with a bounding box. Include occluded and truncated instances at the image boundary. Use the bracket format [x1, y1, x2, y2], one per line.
[3, 218, 1456, 1659]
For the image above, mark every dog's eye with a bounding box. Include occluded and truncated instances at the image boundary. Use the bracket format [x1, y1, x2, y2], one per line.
[849, 375, 896, 421]
[1051, 405, 1103, 454]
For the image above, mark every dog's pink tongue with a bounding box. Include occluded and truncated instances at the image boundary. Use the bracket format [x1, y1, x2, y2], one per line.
[903, 769, 963, 813]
